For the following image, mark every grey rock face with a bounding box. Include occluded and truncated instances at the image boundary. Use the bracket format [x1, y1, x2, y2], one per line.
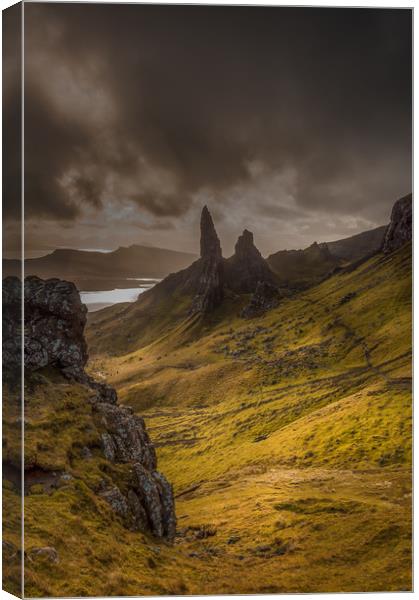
[24, 276, 88, 375]
[3, 276, 88, 378]
[200, 205, 222, 260]
[191, 257, 224, 314]
[95, 403, 157, 470]
[382, 194, 412, 254]
[191, 206, 224, 313]
[99, 486, 131, 519]
[226, 229, 276, 293]
[3, 275, 176, 540]
[133, 464, 176, 539]
[241, 281, 281, 319]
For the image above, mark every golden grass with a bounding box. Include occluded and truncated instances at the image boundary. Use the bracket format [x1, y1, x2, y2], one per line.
[2, 244, 411, 595]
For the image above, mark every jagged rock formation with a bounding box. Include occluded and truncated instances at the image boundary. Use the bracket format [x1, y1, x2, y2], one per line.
[200, 205, 222, 260]
[190, 206, 224, 313]
[86, 207, 280, 356]
[225, 229, 276, 293]
[93, 400, 176, 538]
[24, 276, 88, 378]
[2, 275, 176, 540]
[382, 193, 412, 254]
[241, 281, 281, 318]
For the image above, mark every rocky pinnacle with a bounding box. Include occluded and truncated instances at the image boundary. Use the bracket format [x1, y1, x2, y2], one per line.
[200, 205, 222, 259]
[190, 206, 224, 313]
[225, 228, 276, 294]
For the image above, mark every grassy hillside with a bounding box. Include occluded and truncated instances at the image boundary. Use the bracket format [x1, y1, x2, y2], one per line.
[3, 372, 199, 597]
[83, 242, 412, 593]
[4, 244, 410, 596]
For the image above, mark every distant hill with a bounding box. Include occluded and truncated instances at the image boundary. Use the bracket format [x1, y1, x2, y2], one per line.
[326, 225, 387, 262]
[265, 225, 388, 289]
[267, 242, 342, 289]
[3, 245, 197, 290]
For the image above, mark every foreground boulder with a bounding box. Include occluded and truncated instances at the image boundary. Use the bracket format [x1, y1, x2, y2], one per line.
[382, 193, 412, 254]
[3, 275, 176, 540]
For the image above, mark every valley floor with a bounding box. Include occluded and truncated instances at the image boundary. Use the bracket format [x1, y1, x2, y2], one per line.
[3, 246, 410, 596]
[170, 465, 411, 594]
[85, 244, 412, 593]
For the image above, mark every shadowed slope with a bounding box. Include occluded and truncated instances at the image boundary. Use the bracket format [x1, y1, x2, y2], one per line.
[267, 242, 341, 289]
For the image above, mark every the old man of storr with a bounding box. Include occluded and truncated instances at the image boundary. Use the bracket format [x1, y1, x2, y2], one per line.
[2, 2, 412, 597]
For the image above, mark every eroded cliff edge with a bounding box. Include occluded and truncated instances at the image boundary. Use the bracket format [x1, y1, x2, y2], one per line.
[3, 275, 176, 540]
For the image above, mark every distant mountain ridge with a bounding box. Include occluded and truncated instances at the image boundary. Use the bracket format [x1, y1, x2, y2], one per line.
[266, 223, 392, 289]
[326, 225, 387, 262]
[3, 195, 411, 295]
[3, 244, 197, 290]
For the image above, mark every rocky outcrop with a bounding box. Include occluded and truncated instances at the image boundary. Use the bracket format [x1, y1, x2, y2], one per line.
[226, 229, 276, 293]
[3, 276, 88, 378]
[2, 276, 22, 377]
[241, 281, 281, 318]
[94, 401, 176, 539]
[24, 276, 88, 378]
[191, 206, 224, 313]
[4, 275, 117, 402]
[191, 215, 277, 311]
[2, 275, 176, 540]
[200, 205, 222, 260]
[190, 257, 224, 314]
[382, 194, 412, 254]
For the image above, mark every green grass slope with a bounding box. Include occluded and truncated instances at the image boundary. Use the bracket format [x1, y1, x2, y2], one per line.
[3, 244, 410, 596]
[84, 243, 412, 593]
[3, 372, 199, 597]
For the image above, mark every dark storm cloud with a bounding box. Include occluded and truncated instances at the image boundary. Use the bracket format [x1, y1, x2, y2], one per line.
[4, 5, 412, 249]
[3, 2, 22, 223]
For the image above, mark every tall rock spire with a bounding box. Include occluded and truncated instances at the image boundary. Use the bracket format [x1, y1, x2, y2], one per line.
[200, 206, 222, 259]
[191, 206, 224, 314]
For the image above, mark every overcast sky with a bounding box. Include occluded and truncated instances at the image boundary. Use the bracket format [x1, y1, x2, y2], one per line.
[4, 4, 412, 257]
